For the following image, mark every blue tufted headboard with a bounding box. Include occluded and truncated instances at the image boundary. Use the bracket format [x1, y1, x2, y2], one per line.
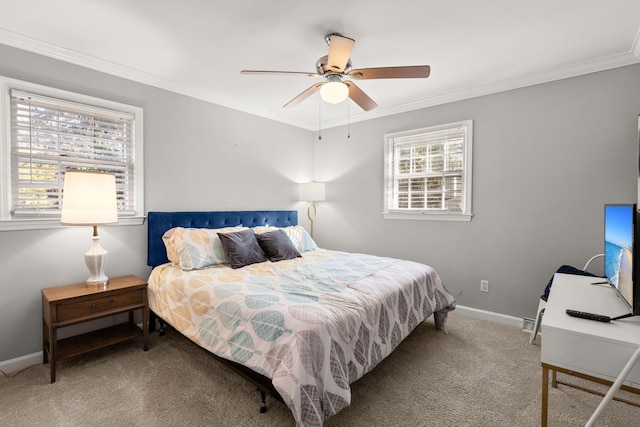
[147, 210, 298, 267]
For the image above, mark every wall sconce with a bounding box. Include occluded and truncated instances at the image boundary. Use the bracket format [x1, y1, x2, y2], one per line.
[61, 171, 118, 287]
[298, 181, 326, 238]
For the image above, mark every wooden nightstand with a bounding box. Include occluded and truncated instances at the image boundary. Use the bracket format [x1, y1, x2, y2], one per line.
[42, 275, 149, 383]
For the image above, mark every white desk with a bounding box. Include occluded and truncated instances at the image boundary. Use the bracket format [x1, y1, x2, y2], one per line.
[540, 273, 640, 426]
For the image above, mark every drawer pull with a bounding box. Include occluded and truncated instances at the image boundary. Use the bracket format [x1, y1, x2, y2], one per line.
[92, 300, 114, 308]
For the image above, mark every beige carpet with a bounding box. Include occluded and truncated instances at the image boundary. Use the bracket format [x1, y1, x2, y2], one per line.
[1, 312, 639, 426]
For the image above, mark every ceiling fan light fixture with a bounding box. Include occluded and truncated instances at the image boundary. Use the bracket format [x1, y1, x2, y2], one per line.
[320, 79, 349, 104]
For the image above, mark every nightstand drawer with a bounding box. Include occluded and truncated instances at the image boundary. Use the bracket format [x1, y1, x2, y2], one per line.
[57, 289, 144, 322]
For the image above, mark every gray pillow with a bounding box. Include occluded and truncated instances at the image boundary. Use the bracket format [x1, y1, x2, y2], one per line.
[256, 229, 301, 262]
[217, 229, 267, 269]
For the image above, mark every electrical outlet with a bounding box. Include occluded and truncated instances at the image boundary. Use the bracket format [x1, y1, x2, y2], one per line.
[480, 280, 489, 293]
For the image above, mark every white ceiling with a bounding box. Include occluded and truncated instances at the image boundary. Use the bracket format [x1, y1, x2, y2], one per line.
[1, 0, 639, 131]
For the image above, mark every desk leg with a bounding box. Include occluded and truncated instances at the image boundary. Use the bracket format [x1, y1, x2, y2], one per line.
[542, 365, 549, 427]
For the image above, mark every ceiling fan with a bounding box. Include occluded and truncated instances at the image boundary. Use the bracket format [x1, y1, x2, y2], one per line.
[241, 33, 431, 111]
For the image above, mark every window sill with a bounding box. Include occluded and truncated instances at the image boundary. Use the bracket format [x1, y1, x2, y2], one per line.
[0, 216, 146, 232]
[383, 211, 473, 222]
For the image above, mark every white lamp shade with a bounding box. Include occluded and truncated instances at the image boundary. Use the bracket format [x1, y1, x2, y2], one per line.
[299, 182, 326, 202]
[320, 81, 349, 104]
[61, 171, 118, 225]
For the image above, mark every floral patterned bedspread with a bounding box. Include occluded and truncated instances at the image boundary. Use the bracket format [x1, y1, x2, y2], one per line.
[147, 250, 456, 426]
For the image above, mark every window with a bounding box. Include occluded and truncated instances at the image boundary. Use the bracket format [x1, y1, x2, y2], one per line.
[384, 120, 473, 221]
[0, 77, 144, 231]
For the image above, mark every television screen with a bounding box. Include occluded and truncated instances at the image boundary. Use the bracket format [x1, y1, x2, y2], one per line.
[604, 204, 636, 313]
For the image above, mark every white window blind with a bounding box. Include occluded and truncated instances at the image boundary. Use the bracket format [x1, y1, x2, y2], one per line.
[10, 89, 136, 217]
[384, 120, 473, 221]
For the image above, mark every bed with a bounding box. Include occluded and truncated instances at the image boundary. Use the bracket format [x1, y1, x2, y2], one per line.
[146, 210, 456, 426]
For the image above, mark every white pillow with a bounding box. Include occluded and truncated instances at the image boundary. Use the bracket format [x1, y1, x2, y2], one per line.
[253, 225, 318, 253]
[162, 226, 246, 270]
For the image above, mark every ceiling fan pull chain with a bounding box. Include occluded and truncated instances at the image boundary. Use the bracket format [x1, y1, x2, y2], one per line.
[318, 98, 322, 140]
[347, 100, 351, 139]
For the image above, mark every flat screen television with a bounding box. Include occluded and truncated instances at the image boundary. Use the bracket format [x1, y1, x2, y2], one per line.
[604, 204, 640, 315]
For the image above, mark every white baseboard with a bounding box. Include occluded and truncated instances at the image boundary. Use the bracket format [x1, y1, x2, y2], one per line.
[0, 351, 43, 375]
[454, 305, 523, 329]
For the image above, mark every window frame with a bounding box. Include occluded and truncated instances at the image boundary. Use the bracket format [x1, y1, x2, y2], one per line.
[383, 120, 473, 222]
[0, 76, 144, 231]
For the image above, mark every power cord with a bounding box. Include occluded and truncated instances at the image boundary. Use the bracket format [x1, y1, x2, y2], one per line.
[0, 365, 35, 378]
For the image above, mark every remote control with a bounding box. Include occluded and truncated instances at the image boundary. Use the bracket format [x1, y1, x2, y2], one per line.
[565, 309, 611, 322]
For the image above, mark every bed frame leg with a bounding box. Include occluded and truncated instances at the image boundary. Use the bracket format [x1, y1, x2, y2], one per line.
[149, 311, 157, 333]
[258, 388, 267, 413]
[149, 311, 166, 336]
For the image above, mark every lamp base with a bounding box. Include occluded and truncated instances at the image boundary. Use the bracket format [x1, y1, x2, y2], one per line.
[307, 201, 317, 238]
[85, 235, 109, 287]
[85, 277, 108, 288]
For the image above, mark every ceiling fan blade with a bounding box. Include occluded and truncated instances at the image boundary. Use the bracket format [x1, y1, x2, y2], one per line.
[348, 65, 431, 80]
[241, 70, 321, 77]
[283, 82, 323, 108]
[326, 34, 355, 73]
[345, 81, 378, 111]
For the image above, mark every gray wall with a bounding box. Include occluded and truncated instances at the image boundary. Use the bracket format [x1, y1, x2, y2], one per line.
[1, 41, 639, 364]
[0, 44, 313, 362]
[312, 65, 640, 317]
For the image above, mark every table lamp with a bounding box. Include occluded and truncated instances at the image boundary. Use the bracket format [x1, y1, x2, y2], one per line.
[61, 171, 118, 287]
[298, 182, 326, 238]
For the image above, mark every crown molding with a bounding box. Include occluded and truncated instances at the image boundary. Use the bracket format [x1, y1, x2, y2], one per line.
[0, 28, 313, 130]
[315, 51, 640, 131]
[1, 27, 639, 133]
